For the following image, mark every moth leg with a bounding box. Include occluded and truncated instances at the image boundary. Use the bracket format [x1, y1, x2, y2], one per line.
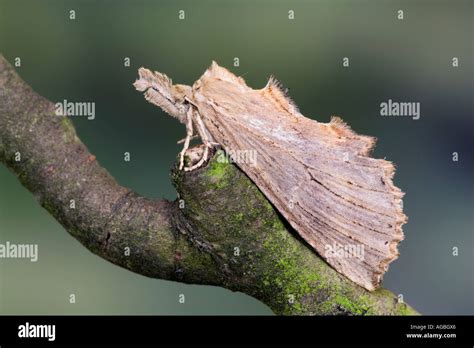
[184, 110, 212, 172]
[177, 135, 198, 144]
[179, 107, 194, 170]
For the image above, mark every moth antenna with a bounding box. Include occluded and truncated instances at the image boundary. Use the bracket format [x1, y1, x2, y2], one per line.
[262, 76, 300, 115]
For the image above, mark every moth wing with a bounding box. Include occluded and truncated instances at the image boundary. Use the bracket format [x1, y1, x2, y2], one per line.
[193, 64, 406, 290]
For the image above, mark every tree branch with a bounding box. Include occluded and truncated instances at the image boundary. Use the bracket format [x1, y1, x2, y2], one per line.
[0, 54, 418, 315]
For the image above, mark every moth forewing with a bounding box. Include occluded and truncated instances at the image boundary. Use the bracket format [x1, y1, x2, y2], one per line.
[135, 62, 407, 291]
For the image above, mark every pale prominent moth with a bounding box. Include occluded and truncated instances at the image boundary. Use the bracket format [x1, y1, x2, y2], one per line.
[134, 62, 407, 291]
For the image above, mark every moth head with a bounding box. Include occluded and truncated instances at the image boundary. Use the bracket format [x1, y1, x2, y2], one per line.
[134, 67, 192, 124]
[174, 84, 192, 104]
[134, 67, 173, 98]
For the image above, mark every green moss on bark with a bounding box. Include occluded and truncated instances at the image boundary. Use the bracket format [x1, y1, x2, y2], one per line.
[174, 150, 419, 315]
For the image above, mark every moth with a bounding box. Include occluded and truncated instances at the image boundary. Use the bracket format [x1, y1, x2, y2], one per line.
[134, 62, 407, 291]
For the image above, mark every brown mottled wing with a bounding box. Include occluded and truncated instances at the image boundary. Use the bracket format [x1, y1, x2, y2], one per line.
[191, 63, 406, 291]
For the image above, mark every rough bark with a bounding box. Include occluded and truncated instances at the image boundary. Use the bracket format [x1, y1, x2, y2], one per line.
[0, 54, 418, 315]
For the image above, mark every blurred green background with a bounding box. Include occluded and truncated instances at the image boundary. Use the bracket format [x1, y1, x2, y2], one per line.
[0, 0, 472, 314]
